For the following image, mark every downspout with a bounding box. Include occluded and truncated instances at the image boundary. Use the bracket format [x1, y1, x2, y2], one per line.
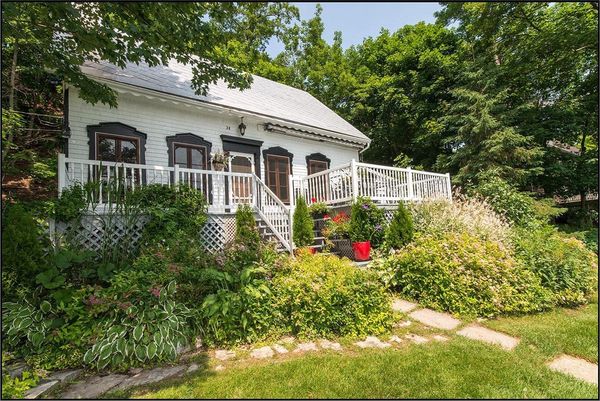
[358, 140, 371, 162]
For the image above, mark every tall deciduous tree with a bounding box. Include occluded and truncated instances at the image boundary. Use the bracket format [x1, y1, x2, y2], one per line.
[1, 2, 298, 108]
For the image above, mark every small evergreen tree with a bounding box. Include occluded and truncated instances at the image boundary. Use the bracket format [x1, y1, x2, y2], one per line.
[235, 204, 260, 252]
[385, 202, 414, 249]
[293, 197, 314, 248]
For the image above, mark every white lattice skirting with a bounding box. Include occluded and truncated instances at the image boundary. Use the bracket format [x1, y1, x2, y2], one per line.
[51, 213, 238, 254]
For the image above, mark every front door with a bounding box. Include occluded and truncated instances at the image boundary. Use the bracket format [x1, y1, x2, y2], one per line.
[228, 152, 254, 205]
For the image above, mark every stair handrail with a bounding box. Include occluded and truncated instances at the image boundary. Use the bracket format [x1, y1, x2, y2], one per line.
[252, 173, 293, 253]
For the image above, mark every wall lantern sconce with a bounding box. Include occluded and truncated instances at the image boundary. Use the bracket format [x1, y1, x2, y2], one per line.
[238, 117, 246, 136]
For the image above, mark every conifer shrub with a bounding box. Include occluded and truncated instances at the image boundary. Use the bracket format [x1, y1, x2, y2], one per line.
[385, 202, 414, 249]
[293, 196, 314, 248]
[235, 204, 260, 253]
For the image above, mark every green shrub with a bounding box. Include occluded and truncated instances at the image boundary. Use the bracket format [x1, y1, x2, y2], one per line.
[385, 202, 413, 249]
[235, 203, 260, 252]
[375, 233, 551, 317]
[472, 174, 538, 226]
[55, 184, 87, 222]
[272, 254, 392, 337]
[408, 196, 512, 246]
[131, 183, 208, 242]
[200, 265, 275, 346]
[349, 197, 386, 247]
[293, 197, 314, 247]
[514, 226, 598, 306]
[1, 204, 48, 300]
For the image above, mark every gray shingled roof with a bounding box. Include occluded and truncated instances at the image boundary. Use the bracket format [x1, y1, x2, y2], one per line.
[81, 60, 369, 145]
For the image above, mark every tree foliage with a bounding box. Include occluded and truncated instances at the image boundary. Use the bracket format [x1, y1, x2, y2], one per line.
[1, 2, 298, 107]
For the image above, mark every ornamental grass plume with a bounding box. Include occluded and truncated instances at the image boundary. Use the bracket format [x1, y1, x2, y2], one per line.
[408, 194, 512, 248]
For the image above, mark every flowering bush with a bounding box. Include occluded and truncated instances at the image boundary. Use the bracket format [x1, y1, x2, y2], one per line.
[271, 253, 393, 337]
[408, 196, 512, 247]
[373, 232, 551, 317]
[349, 197, 386, 246]
[322, 211, 350, 239]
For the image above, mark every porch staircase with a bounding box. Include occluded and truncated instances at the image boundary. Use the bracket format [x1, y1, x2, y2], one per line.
[254, 215, 328, 254]
[255, 216, 288, 252]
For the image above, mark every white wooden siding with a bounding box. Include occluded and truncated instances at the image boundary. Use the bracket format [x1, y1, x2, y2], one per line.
[68, 87, 360, 182]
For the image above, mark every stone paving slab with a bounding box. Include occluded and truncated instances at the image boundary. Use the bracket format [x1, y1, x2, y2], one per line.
[319, 340, 342, 351]
[272, 344, 289, 354]
[409, 308, 461, 330]
[457, 325, 519, 351]
[355, 336, 391, 349]
[46, 369, 83, 383]
[251, 346, 275, 359]
[114, 365, 187, 391]
[24, 380, 59, 399]
[389, 335, 403, 344]
[392, 299, 418, 313]
[547, 355, 598, 385]
[214, 349, 236, 361]
[404, 334, 429, 344]
[432, 335, 449, 342]
[60, 374, 128, 399]
[293, 342, 319, 353]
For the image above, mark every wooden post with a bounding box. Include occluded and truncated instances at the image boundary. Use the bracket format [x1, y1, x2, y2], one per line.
[288, 206, 294, 254]
[445, 173, 452, 201]
[173, 164, 179, 186]
[288, 174, 295, 208]
[407, 167, 414, 200]
[351, 159, 359, 202]
[58, 153, 66, 195]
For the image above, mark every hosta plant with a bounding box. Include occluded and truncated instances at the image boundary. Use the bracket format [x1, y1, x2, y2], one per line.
[83, 281, 194, 370]
[2, 300, 54, 352]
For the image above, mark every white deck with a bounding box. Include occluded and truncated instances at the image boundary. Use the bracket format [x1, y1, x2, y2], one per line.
[58, 154, 451, 253]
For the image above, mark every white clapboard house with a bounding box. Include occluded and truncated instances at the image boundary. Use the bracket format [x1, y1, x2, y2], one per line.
[59, 60, 451, 253]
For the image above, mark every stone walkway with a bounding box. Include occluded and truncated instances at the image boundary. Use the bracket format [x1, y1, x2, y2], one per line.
[24, 297, 596, 398]
[547, 355, 598, 385]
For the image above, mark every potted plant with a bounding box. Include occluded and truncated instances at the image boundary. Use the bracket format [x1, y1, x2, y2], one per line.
[210, 151, 229, 171]
[293, 196, 315, 254]
[322, 211, 353, 258]
[349, 197, 386, 261]
[308, 201, 330, 220]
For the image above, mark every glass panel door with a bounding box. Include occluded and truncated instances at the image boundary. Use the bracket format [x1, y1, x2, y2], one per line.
[229, 152, 254, 205]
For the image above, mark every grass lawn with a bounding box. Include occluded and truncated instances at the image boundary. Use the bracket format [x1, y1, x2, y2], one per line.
[111, 297, 598, 399]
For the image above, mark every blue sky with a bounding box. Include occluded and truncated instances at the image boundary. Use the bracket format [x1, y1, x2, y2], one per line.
[266, 2, 442, 56]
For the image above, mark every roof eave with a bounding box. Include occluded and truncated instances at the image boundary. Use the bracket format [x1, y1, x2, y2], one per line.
[82, 76, 371, 148]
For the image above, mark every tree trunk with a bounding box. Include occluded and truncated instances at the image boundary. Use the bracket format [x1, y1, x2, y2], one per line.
[2, 42, 19, 174]
[579, 130, 588, 210]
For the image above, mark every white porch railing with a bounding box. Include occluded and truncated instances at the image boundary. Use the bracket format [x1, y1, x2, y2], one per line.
[292, 159, 452, 206]
[58, 154, 293, 252]
[58, 155, 451, 253]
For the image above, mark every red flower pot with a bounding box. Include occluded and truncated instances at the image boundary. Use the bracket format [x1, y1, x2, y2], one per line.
[352, 241, 371, 261]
